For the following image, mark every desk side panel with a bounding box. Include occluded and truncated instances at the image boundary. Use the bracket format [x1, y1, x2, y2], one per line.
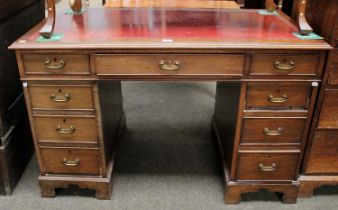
[97, 81, 123, 167]
[214, 82, 242, 176]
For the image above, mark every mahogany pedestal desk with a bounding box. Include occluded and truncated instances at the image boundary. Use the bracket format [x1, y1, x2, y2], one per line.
[9, 7, 331, 203]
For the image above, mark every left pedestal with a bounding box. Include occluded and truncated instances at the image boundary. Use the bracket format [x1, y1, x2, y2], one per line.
[21, 79, 124, 199]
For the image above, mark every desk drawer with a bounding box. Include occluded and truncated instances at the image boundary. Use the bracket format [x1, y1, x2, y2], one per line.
[328, 50, 338, 85]
[40, 147, 101, 175]
[95, 54, 244, 76]
[317, 89, 338, 129]
[237, 151, 300, 180]
[333, 26, 338, 47]
[305, 131, 338, 173]
[245, 83, 311, 110]
[241, 118, 305, 144]
[22, 54, 90, 75]
[250, 54, 321, 76]
[29, 85, 94, 110]
[35, 116, 98, 143]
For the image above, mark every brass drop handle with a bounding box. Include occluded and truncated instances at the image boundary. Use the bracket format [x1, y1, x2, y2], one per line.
[56, 125, 75, 134]
[274, 60, 295, 71]
[62, 158, 80, 167]
[258, 163, 277, 172]
[45, 59, 65, 70]
[159, 60, 181, 71]
[267, 94, 288, 103]
[50, 93, 71, 102]
[263, 127, 283, 136]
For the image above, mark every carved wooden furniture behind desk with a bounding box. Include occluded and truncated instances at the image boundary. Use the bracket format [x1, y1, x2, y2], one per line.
[9, 4, 331, 204]
[295, 0, 338, 197]
[43, 0, 298, 39]
[0, 0, 44, 195]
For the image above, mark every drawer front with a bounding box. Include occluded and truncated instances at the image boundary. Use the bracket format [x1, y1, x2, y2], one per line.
[41, 147, 101, 175]
[95, 54, 244, 76]
[333, 25, 338, 47]
[305, 131, 338, 173]
[328, 50, 338, 85]
[237, 152, 300, 180]
[317, 89, 338, 128]
[245, 83, 311, 110]
[22, 54, 90, 75]
[35, 116, 98, 143]
[241, 118, 306, 144]
[250, 54, 321, 76]
[29, 85, 94, 110]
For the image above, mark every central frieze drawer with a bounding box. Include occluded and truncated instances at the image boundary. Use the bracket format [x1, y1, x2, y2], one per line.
[94, 54, 244, 75]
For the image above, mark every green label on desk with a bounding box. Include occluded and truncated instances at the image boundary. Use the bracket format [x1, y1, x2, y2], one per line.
[36, 34, 64, 42]
[292, 32, 324, 40]
[65, 8, 87, 15]
[256, 9, 279, 15]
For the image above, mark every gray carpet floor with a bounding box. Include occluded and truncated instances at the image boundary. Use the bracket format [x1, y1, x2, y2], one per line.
[0, 82, 337, 210]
